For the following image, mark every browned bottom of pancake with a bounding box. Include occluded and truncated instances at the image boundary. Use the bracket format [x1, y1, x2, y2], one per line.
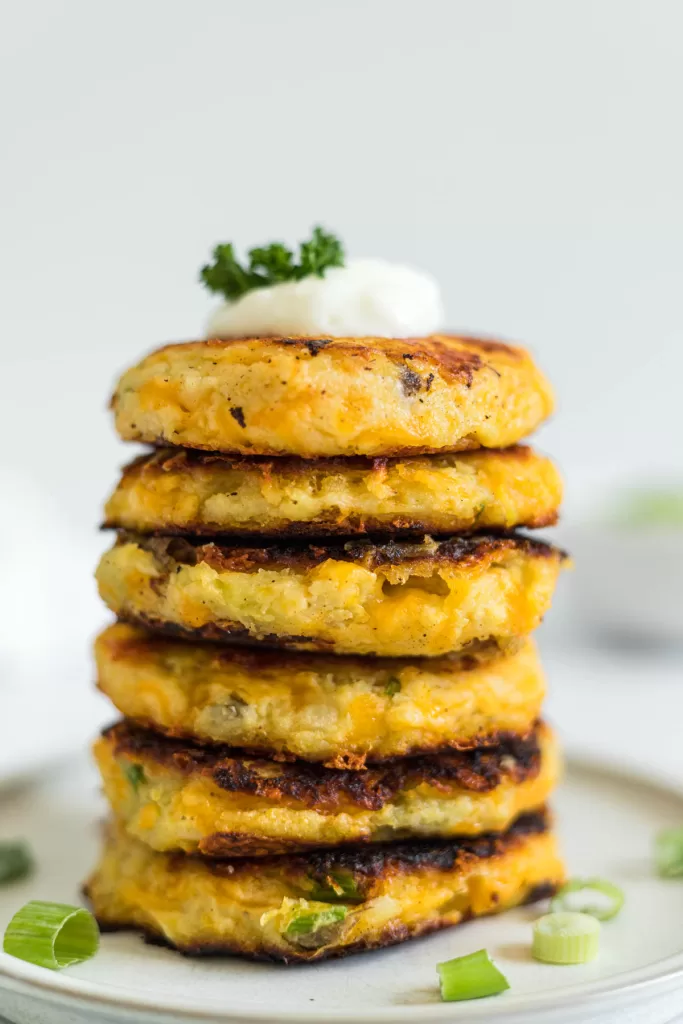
[85, 810, 564, 962]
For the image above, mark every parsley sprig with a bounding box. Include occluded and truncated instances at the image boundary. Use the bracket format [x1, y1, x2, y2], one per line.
[200, 226, 345, 301]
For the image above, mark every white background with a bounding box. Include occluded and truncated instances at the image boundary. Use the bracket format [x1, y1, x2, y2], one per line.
[1, 0, 682, 672]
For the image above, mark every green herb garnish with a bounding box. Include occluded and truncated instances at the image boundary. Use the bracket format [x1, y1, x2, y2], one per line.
[122, 763, 145, 791]
[200, 226, 344, 301]
[0, 842, 33, 886]
[385, 676, 401, 698]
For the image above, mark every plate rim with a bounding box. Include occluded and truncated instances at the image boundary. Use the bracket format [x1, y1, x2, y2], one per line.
[2, 749, 683, 1024]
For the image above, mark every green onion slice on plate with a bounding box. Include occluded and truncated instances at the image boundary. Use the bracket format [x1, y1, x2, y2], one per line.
[0, 842, 33, 886]
[3, 901, 100, 970]
[437, 949, 510, 1001]
[550, 878, 624, 920]
[655, 827, 683, 877]
[532, 911, 600, 964]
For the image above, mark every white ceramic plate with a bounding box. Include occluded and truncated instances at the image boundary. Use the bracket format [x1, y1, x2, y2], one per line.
[2, 753, 683, 1024]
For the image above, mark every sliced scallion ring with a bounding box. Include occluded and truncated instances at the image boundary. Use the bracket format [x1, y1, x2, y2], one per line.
[532, 911, 600, 965]
[655, 827, 683, 877]
[3, 901, 100, 970]
[550, 878, 624, 920]
[437, 949, 510, 1001]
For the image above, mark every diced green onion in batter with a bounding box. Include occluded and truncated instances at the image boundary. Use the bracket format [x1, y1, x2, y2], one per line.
[532, 912, 600, 964]
[285, 905, 347, 939]
[655, 827, 683, 877]
[122, 763, 145, 791]
[384, 677, 401, 697]
[308, 872, 362, 902]
[550, 878, 624, 920]
[0, 842, 33, 886]
[3, 901, 100, 970]
[437, 949, 510, 1001]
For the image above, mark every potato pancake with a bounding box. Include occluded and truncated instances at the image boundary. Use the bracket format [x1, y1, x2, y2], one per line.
[95, 532, 565, 657]
[93, 720, 558, 857]
[104, 446, 562, 538]
[96, 624, 545, 766]
[84, 811, 563, 962]
[111, 335, 553, 457]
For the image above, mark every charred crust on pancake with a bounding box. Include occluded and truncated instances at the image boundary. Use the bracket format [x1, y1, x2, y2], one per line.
[400, 365, 424, 396]
[117, 529, 563, 575]
[108, 714, 537, 768]
[103, 720, 543, 809]
[118, 444, 540, 479]
[100, 624, 511, 675]
[117, 610, 325, 650]
[116, 610, 519, 656]
[286, 338, 332, 356]
[279, 809, 551, 878]
[116, 444, 544, 479]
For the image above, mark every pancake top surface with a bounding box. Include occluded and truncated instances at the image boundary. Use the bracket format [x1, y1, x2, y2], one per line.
[112, 334, 554, 456]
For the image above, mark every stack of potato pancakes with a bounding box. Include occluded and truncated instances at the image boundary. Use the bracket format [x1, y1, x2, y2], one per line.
[85, 333, 567, 964]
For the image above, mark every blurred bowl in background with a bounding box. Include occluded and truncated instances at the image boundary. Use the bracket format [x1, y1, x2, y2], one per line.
[570, 525, 683, 647]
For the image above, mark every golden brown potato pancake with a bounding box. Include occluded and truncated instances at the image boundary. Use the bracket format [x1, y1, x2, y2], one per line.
[104, 446, 562, 538]
[84, 811, 563, 962]
[96, 623, 545, 766]
[93, 720, 559, 857]
[95, 532, 565, 657]
[111, 335, 554, 457]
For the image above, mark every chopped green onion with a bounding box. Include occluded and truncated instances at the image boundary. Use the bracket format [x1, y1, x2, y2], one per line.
[437, 949, 510, 1002]
[655, 827, 683, 877]
[0, 842, 34, 886]
[284, 905, 348, 948]
[3, 901, 100, 970]
[532, 912, 600, 965]
[550, 878, 624, 921]
[122, 762, 145, 791]
[285, 905, 347, 938]
[308, 871, 362, 903]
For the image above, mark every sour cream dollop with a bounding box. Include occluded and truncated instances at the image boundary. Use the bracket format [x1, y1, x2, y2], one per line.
[205, 258, 444, 339]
